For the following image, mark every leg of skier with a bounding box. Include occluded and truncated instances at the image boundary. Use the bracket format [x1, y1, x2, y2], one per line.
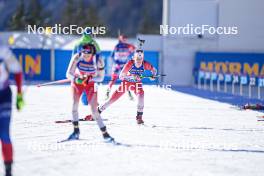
[108, 74, 118, 89]
[128, 90, 134, 101]
[68, 85, 82, 140]
[134, 83, 144, 124]
[99, 81, 127, 113]
[0, 119, 13, 176]
[82, 91, 94, 121]
[86, 84, 113, 141]
[0, 87, 13, 176]
[106, 73, 118, 100]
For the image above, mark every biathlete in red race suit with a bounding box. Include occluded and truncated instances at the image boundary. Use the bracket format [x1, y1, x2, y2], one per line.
[66, 43, 114, 141]
[98, 48, 157, 124]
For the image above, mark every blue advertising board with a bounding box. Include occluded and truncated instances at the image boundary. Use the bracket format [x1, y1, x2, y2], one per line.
[54, 49, 72, 80]
[12, 49, 51, 80]
[194, 52, 264, 86]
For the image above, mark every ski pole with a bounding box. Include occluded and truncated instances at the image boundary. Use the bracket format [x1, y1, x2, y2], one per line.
[140, 74, 167, 79]
[37, 79, 70, 87]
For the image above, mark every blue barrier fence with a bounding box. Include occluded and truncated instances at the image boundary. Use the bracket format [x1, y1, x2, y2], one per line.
[194, 52, 264, 87]
[194, 52, 264, 99]
[12, 48, 159, 84]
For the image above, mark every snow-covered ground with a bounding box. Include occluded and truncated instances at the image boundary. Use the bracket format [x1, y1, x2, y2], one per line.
[1, 85, 264, 176]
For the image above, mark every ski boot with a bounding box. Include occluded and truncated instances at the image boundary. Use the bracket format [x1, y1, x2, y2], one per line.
[68, 121, 80, 140]
[68, 130, 80, 140]
[136, 112, 144, 124]
[136, 116, 144, 124]
[5, 162, 12, 176]
[101, 126, 114, 142]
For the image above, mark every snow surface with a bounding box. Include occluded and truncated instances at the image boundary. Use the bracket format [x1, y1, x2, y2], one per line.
[1, 85, 264, 176]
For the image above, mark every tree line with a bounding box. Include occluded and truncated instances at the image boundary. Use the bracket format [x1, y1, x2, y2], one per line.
[7, 0, 162, 37]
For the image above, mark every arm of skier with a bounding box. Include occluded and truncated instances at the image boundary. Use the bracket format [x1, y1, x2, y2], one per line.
[144, 61, 157, 80]
[66, 53, 79, 81]
[5, 47, 24, 110]
[92, 58, 105, 82]
[119, 60, 134, 80]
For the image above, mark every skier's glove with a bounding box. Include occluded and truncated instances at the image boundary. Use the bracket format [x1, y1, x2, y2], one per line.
[75, 77, 85, 85]
[16, 93, 25, 111]
[74, 75, 92, 86]
[126, 75, 141, 82]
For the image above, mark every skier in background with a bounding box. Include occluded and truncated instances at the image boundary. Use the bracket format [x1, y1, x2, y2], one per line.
[0, 41, 24, 176]
[242, 103, 264, 110]
[105, 35, 135, 100]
